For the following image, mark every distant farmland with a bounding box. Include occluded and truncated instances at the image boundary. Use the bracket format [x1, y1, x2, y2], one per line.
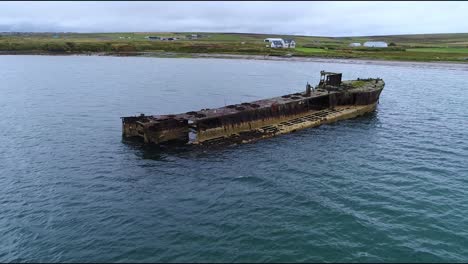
[1, 32, 467, 62]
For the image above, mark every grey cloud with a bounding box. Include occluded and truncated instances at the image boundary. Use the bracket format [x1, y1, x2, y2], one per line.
[0, 1, 467, 36]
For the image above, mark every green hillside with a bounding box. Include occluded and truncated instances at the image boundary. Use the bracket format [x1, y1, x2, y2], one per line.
[1, 32, 468, 62]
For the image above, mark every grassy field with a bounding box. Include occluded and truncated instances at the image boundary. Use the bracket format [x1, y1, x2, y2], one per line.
[406, 47, 468, 53]
[295, 47, 327, 53]
[1, 32, 468, 62]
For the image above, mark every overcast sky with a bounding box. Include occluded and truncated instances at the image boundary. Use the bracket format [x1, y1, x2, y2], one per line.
[1, 1, 467, 36]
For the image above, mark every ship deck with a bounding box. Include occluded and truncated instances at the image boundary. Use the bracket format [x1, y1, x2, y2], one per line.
[139, 79, 383, 123]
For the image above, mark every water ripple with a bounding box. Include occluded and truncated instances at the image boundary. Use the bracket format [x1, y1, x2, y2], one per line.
[0, 55, 467, 262]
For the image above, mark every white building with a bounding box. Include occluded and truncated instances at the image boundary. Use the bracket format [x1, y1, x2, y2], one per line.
[264, 38, 283, 43]
[264, 38, 295, 48]
[349, 42, 361, 47]
[186, 34, 201, 39]
[363, 41, 388, 48]
[271, 40, 285, 48]
[284, 39, 296, 48]
[264, 38, 285, 48]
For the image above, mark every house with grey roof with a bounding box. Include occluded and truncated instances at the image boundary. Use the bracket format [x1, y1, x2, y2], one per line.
[264, 38, 295, 49]
[283, 39, 296, 48]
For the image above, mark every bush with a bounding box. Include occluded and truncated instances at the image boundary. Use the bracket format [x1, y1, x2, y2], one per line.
[0, 42, 11, 50]
[42, 42, 68, 52]
[65, 42, 76, 51]
[111, 44, 137, 52]
[302, 44, 326, 49]
[74, 42, 112, 52]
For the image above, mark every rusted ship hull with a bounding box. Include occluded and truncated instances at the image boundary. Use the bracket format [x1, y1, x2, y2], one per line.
[122, 72, 384, 147]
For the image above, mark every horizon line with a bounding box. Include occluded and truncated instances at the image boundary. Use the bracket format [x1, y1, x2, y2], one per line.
[1, 31, 468, 38]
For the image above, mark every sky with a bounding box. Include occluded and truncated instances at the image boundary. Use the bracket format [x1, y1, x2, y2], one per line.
[1, 1, 467, 37]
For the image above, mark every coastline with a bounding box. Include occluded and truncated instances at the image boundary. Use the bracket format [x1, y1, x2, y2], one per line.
[189, 53, 468, 69]
[1, 50, 468, 69]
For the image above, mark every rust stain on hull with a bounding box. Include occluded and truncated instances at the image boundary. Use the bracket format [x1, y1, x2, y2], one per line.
[121, 71, 384, 147]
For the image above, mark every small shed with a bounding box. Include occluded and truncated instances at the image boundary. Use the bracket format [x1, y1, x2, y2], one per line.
[186, 34, 201, 39]
[159, 37, 178, 41]
[363, 41, 388, 48]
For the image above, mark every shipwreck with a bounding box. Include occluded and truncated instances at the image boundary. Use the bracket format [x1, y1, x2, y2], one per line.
[121, 71, 384, 146]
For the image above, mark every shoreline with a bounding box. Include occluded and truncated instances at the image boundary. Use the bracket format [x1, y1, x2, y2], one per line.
[2, 50, 468, 68]
[190, 53, 468, 68]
